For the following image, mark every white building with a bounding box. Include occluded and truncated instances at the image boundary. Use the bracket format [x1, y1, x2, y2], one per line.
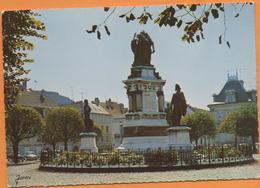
[68, 99, 113, 149]
[99, 99, 127, 148]
[207, 74, 257, 145]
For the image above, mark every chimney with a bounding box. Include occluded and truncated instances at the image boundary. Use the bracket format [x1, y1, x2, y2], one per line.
[106, 98, 113, 109]
[94, 97, 100, 106]
[119, 103, 124, 113]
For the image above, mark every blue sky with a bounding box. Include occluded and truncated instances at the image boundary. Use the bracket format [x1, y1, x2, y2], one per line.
[25, 4, 256, 109]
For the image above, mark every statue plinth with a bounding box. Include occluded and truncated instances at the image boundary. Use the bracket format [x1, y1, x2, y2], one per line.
[79, 132, 98, 152]
[167, 125, 192, 150]
[80, 99, 98, 152]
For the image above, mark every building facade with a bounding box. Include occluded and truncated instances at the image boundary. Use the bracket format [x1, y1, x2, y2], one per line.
[207, 74, 257, 144]
[100, 99, 127, 148]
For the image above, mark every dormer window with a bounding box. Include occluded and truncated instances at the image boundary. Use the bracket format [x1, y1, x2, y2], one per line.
[225, 90, 236, 103]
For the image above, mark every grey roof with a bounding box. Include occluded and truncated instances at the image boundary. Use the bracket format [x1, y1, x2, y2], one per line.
[17, 90, 58, 108]
[42, 91, 74, 105]
[67, 101, 111, 115]
[213, 80, 249, 102]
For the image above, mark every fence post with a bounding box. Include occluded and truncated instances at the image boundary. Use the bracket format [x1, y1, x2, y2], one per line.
[118, 150, 120, 168]
[66, 152, 69, 168]
[139, 149, 141, 167]
[180, 147, 183, 166]
[222, 145, 224, 164]
[208, 146, 211, 164]
[169, 146, 172, 167]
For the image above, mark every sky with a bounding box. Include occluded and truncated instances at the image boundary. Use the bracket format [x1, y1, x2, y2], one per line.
[24, 4, 256, 110]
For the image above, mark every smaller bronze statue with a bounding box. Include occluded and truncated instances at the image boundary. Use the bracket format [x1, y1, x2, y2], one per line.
[170, 84, 187, 126]
[83, 99, 94, 132]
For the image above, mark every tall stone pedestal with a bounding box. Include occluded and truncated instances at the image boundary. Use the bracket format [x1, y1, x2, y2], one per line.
[167, 125, 192, 150]
[80, 132, 98, 152]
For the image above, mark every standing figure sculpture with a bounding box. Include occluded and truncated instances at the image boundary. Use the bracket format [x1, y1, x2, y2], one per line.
[83, 99, 94, 132]
[170, 84, 187, 126]
[131, 31, 155, 67]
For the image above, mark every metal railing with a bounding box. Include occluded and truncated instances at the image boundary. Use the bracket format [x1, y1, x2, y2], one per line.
[40, 145, 254, 169]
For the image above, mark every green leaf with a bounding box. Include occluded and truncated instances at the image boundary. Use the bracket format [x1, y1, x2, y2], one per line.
[129, 13, 135, 21]
[200, 32, 205, 39]
[211, 9, 219, 19]
[177, 4, 184, 9]
[215, 3, 222, 8]
[202, 17, 208, 23]
[92, 25, 97, 32]
[196, 35, 200, 42]
[190, 5, 197, 11]
[235, 13, 240, 18]
[205, 11, 209, 18]
[104, 25, 110, 36]
[104, 7, 110, 12]
[219, 7, 224, 12]
[146, 12, 153, 20]
[177, 20, 182, 28]
[97, 31, 101, 40]
[226, 41, 231, 48]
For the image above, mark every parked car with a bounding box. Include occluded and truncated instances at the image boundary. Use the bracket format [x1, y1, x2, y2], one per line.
[7, 153, 26, 162]
[25, 151, 38, 161]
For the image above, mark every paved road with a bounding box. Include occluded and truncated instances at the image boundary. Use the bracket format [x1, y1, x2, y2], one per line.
[7, 156, 260, 187]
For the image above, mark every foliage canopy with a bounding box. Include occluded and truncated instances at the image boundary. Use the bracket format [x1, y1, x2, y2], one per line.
[2, 10, 46, 108]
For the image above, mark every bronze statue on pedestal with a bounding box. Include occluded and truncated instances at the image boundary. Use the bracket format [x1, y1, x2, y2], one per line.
[83, 99, 94, 132]
[169, 84, 187, 126]
[131, 31, 155, 67]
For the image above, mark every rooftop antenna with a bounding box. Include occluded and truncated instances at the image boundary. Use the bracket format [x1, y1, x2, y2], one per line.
[79, 91, 88, 101]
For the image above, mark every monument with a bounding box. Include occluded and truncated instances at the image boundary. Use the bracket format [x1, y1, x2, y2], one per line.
[119, 31, 191, 150]
[167, 84, 191, 149]
[79, 99, 98, 152]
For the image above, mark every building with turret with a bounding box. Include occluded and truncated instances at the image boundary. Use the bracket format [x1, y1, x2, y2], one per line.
[208, 73, 257, 144]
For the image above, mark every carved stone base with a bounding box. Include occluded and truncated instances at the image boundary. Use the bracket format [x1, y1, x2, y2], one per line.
[119, 136, 168, 150]
[167, 125, 192, 150]
[79, 132, 98, 152]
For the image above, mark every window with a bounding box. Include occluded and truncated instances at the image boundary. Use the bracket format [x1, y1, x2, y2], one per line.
[225, 90, 236, 103]
[106, 126, 109, 133]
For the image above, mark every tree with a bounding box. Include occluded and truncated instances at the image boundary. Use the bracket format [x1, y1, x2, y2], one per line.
[6, 105, 43, 163]
[236, 104, 258, 152]
[2, 10, 46, 108]
[182, 111, 216, 146]
[220, 104, 258, 151]
[219, 111, 239, 146]
[41, 122, 61, 152]
[219, 104, 258, 151]
[45, 107, 85, 151]
[86, 3, 252, 47]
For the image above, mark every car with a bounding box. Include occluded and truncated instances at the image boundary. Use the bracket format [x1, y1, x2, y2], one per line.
[25, 151, 38, 161]
[7, 153, 26, 162]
